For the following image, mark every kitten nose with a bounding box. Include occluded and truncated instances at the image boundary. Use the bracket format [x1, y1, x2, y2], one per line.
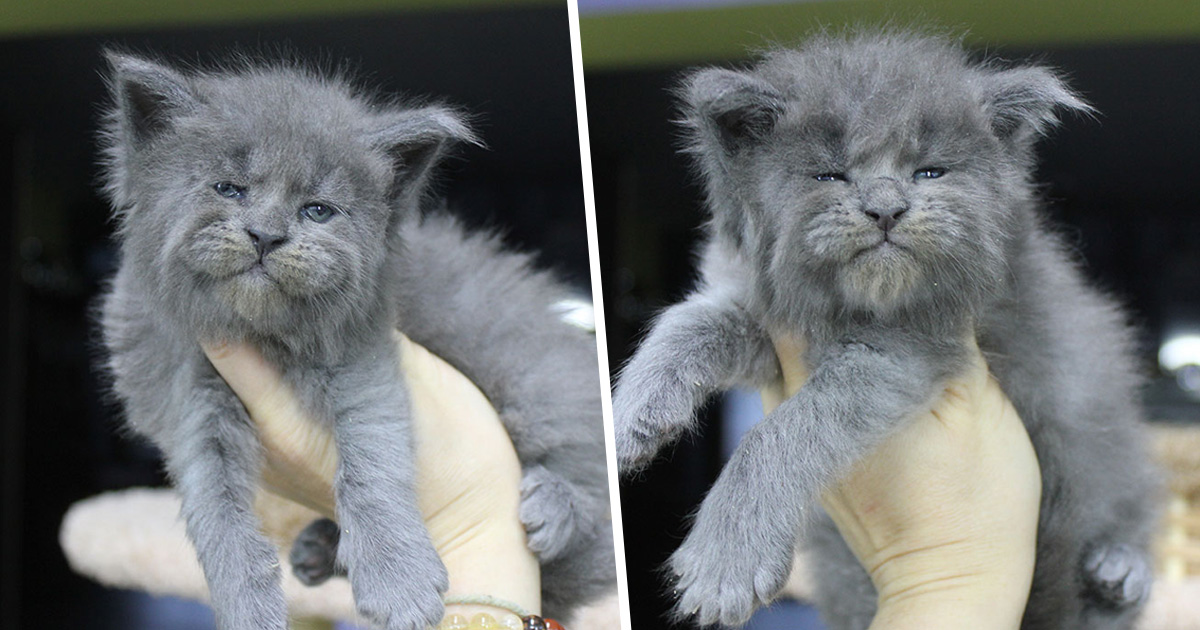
[247, 229, 287, 260]
[864, 207, 907, 232]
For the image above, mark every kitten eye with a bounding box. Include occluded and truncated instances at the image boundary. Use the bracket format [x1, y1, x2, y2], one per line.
[913, 167, 946, 180]
[814, 172, 848, 182]
[213, 181, 246, 199]
[300, 202, 336, 223]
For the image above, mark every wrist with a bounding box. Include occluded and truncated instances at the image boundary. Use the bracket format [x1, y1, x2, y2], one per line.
[430, 497, 540, 622]
[870, 571, 1030, 630]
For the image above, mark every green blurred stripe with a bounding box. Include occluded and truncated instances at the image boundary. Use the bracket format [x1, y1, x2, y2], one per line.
[581, 0, 1200, 69]
[0, 0, 556, 38]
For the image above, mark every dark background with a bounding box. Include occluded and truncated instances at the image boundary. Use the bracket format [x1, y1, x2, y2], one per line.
[0, 5, 589, 628]
[588, 39, 1200, 628]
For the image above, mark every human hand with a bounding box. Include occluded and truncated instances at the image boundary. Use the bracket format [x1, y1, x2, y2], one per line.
[202, 332, 540, 619]
[764, 335, 1041, 630]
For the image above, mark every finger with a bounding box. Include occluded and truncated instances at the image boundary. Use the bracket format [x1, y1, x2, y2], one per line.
[959, 334, 991, 400]
[200, 341, 292, 419]
[393, 331, 502, 433]
[392, 332, 523, 558]
[759, 381, 787, 415]
[392, 330, 419, 365]
[395, 331, 452, 391]
[771, 333, 810, 396]
[929, 338, 991, 428]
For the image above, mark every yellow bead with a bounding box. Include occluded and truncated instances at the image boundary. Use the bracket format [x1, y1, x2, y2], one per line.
[439, 613, 469, 630]
[499, 615, 523, 630]
[469, 612, 500, 629]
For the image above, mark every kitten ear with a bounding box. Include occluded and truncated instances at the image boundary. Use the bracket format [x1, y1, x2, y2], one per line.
[682, 68, 784, 151]
[982, 66, 1093, 140]
[369, 106, 479, 199]
[105, 51, 199, 146]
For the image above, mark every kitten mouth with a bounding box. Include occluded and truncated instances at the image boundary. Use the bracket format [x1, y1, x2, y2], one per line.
[853, 237, 907, 259]
[243, 262, 276, 280]
[217, 263, 289, 323]
[227, 262, 280, 290]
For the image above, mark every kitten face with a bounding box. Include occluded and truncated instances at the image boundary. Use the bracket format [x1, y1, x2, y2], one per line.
[682, 32, 1089, 316]
[752, 91, 1012, 311]
[133, 81, 393, 335]
[102, 55, 475, 341]
[165, 118, 392, 328]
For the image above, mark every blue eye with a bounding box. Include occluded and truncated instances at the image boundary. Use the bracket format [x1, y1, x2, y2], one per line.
[300, 202, 336, 223]
[213, 181, 246, 199]
[914, 167, 946, 180]
[814, 172, 848, 182]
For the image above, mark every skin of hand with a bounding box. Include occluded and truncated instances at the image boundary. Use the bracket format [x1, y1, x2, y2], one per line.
[762, 335, 1041, 630]
[202, 332, 541, 619]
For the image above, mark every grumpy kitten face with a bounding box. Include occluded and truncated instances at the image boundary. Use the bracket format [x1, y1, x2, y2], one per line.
[101, 53, 475, 340]
[681, 31, 1090, 315]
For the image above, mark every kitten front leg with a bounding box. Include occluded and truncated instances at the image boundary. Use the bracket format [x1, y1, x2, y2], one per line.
[670, 338, 961, 625]
[331, 366, 447, 630]
[171, 385, 288, 630]
[614, 294, 776, 472]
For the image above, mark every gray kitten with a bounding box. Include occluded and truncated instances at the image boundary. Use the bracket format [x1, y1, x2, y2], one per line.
[98, 52, 613, 629]
[613, 31, 1158, 629]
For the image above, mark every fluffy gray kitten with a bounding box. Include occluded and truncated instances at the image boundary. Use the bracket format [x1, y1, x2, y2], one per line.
[98, 52, 613, 629]
[613, 31, 1157, 629]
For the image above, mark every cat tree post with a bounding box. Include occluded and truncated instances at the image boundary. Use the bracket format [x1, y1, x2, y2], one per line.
[60, 488, 618, 629]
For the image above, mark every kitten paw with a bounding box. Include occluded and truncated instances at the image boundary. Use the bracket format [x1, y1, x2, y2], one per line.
[667, 514, 792, 626]
[520, 465, 587, 561]
[667, 443, 796, 627]
[289, 518, 343, 586]
[207, 540, 290, 630]
[1081, 543, 1152, 610]
[612, 377, 696, 473]
[348, 540, 448, 630]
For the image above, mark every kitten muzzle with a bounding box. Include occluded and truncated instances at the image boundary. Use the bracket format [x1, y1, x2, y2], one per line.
[246, 229, 288, 262]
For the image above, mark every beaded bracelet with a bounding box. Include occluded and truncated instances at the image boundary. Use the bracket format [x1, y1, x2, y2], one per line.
[434, 612, 565, 630]
[436, 611, 521, 629]
[439, 594, 565, 630]
[519, 615, 564, 630]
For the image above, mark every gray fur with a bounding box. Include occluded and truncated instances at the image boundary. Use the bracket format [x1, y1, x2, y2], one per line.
[98, 52, 613, 628]
[612, 30, 1158, 628]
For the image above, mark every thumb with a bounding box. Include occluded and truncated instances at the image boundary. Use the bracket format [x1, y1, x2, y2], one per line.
[201, 341, 291, 418]
[930, 334, 992, 426]
[959, 333, 992, 401]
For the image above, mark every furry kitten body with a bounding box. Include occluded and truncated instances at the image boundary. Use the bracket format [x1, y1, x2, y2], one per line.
[99, 54, 613, 629]
[613, 32, 1157, 629]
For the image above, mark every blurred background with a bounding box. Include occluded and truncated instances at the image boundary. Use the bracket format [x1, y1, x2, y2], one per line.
[0, 1, 588, 628]
[580, 0, 1200, 628]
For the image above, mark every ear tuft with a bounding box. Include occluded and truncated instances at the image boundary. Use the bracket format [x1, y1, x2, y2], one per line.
[105, 51, 198, 146]
[983, 66, 1093, 140]
[369, 105, 479, 198]
[682, 68, 784, 151]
